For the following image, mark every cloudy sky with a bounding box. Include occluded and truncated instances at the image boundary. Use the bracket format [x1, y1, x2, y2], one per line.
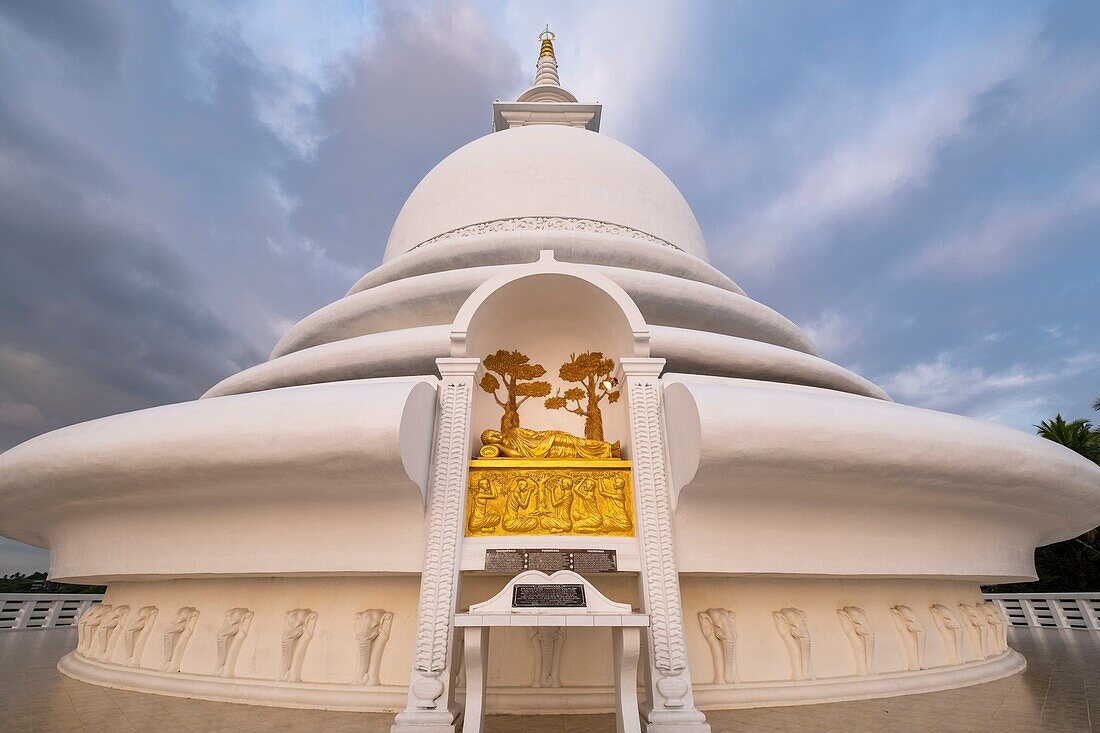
[1, 0, 1098, 574]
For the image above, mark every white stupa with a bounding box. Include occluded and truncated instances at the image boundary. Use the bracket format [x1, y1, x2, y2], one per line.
[1, 29, 1097, 731]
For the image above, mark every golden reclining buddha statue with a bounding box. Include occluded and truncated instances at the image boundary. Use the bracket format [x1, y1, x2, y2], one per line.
[479, 427, 621, 460]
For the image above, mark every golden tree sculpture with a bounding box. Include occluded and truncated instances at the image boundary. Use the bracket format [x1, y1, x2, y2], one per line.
[544, 351, 620, 441]
[479, 350, 552, 432]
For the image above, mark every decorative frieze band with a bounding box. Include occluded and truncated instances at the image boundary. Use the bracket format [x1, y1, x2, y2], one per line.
[408, 217, 682, 252]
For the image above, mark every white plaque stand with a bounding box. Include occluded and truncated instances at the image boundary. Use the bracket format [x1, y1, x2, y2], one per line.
[455, 570, 648, 733]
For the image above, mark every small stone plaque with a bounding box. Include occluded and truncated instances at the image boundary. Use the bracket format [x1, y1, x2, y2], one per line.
[512, 583, 587, 608]
[484, 548, 618, 573]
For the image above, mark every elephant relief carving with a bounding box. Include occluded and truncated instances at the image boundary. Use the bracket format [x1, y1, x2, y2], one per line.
[76, 604, 109, 658]
[980, 602, 1009, 654]
[95, 605, 130, 662]
[697, 608, 738, 684]
[281, 608, 318, 682]
[930, 604, 964, 665]
[529, 627, 565, 688]
[215, 607, 254, 678]
[837, 606, 875, 676]
[957, 603, 991, 659]
[355, 609, 394, 685]
[773, 607, 813, 681]
[123, 606, 158, 667]
[162, 607, 200, 673]
[890, 605, 926, 671]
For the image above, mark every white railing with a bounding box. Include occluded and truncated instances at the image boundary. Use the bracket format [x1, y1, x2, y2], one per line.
[983, 593, 1100, 630]
[0, 594, 104, 631]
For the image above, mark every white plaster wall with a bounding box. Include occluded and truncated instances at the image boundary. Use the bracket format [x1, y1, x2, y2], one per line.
[0, 378, 438, 581]
[384, 125, 708, 261]
[663, 375, 1100, 581]
[269, 264, 814, 360]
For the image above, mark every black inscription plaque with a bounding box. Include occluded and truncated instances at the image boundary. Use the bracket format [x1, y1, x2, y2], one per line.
[483, 549, 525, 573]
[512, 584, 587, 608]
[526, 549, 571, 572]
[571, 549, 618, 573]
[484, 548, 618, 573]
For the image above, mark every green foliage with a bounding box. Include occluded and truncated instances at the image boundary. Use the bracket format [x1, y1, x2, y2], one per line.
[0, 572, 104, 594]
[1035, 415, 1100, 464]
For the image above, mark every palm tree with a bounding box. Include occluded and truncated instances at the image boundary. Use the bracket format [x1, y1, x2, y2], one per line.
[1093, 396, 1099, 412]
[1035, 414, 1100, 464]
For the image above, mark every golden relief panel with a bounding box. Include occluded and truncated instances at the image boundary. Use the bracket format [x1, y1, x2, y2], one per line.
[465, 460, 634, 537]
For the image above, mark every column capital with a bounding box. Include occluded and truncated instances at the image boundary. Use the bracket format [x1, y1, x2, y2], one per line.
[620, 357, 666, 378]
[436, 357, 481, 377]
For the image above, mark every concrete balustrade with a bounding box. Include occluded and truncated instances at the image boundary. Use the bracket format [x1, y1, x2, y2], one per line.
[983, 593, 1100, 630]
[0, 594, 102, 631]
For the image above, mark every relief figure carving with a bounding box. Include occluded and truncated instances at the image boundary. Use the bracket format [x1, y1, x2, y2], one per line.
[773, 607, 812, 681]
[215, 607, 254, 678]
[930, 604, 964, 665]
[123, 606, 158, 667]
[697, 608, 737, 684]
[355, 608, 394, 685]
[529, 626, 565, 688]
[465, 465, 633, 537]
[957, 603, 990, 659]
[536, 477, 574, 533]
[162, 607, 200, 673]
[281, 608, 318, 682]
[569, 478, 603, 533]
[467, 478, 502, 534]
[890, 605, 926, 671]
[598, 477, 631, 532]
[980, 602, 1009, 654]
[837, 606, 875, 676]
[502, 477, 540, 532]
[76, 604, 109, 657]
[95, 605, 130, 662]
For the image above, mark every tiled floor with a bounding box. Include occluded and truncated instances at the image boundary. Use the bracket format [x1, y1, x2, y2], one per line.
[0, 627, 1097, 732]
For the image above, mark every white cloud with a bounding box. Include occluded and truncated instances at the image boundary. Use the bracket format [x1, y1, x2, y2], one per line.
[717, 20, 1039, 276]
[801, 309, 863, 361]
[878, 348, 1097, 426]
[175, 0, 370, 157]
[897, 166, 1100, 278]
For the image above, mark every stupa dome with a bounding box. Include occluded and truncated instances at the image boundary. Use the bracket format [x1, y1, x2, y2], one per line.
[383, 125, 709, 262]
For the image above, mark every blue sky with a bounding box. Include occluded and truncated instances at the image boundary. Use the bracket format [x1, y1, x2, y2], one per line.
[0, 0, 1097, 573]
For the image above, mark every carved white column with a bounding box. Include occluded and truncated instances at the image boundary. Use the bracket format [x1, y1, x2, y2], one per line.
[621, 358, 710, 732]
[392, 357, 479, 733]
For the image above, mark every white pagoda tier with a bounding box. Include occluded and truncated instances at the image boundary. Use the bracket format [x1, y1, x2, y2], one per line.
[1, 30, 1097, 731]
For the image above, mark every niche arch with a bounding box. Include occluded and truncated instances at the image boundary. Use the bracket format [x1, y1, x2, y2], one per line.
[452, 251, 650, 451]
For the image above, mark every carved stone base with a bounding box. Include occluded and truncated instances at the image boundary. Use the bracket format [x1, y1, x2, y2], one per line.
[640, 707, 712, 733]
[390, 706, 462, 733]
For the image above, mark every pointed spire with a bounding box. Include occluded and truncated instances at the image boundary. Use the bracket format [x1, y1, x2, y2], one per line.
[491, 26, 601, 132]
[534, 26, 560, 87]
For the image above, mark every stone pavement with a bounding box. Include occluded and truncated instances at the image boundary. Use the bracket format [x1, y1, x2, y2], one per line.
[1, 626, 1096, 732]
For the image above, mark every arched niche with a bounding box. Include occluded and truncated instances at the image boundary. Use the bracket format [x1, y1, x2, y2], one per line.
[452, 252, 649, 455]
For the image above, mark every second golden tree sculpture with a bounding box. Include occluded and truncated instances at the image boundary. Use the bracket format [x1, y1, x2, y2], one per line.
[545, 351, 620, 441]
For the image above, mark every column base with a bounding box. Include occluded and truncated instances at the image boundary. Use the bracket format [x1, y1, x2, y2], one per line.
[641, 706, 711, 733]
[390, 706, 463, 733]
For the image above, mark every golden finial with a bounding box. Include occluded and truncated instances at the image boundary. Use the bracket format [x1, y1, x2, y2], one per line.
[539, 25, 556, 58]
